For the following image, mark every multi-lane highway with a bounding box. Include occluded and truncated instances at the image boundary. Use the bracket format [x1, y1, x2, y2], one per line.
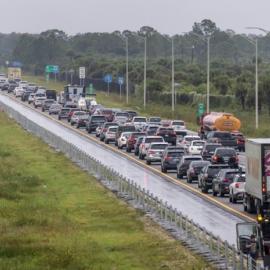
[0, 91, 254, 246]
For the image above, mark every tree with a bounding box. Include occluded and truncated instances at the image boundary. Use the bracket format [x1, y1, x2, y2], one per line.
[235, 82, 249, 109]
[192, 19, 218, 37]
[261, 76, 270, 115]
[212, 75, 231, 95]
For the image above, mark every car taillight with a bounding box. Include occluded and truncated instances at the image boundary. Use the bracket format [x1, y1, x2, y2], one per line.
[235, 183, 244, 189]
[148, 150, 155, 154]
[107, 131, 112, 134]
[157, 132, 162, 135]
[130, 138, 136, 141]
[222, 178, 230, 182]
[44, 103, 47, 106]
[183, 141, 186, 145]
[164, 156, 171, 160]
[216, 139, 220, 143]
[205, 174, 209, 178]
[190, 147, 193, 150]
[103, 128, 107, 132]
[117, 132, 120, 136]
[172, 132, 176, 136]
[213, 155, 217, 161]
[121, 138, 125, 141]
[235, 156, 239, 162]
[190, 168, 194, 173]
[203, 150, 208, 153]
[142, 143, 145, 149]
[50, 107, 53, 109]
[79, 119, 83, 122]
[263, 182, 266, 193]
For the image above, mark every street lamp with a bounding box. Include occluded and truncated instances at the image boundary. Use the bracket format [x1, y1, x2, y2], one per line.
[238, 29, 259, 129]
[113, 32, 129, 104]
[184, 32, 210, 113]
[132, 32, 147, 108]
[69, 69, 74, 85]
[160, 35, 175, 115]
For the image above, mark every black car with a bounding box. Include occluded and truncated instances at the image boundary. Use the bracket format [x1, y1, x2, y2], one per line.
[186, 161, 210, 183]
[177, 156, 203, 179]
[8, 84, 17, 93]
[134, 136, 145, 156]
[161, 149, 185, 172]
[200, 143, 222, 161]
[1, 83, 10, 91]
[42, 99, 55, 111]
[211, 147, 239, 168]
[156, 127, 177, 145]
[198, 164, 230, 193]
[212, 168, 240, 197]
[148, 117, 161, 123]
[124, 110, 137, 119]
[76, 115, 88, 128]
[58, 108, 70, 120]
[21, 91, 32, 102]
[86, 115, 107, 133]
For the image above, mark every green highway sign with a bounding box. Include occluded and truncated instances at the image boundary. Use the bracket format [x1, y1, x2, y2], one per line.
[45, 65, 59, 73]
[89, 84, 93, 94]
[198, 103, 204, 117]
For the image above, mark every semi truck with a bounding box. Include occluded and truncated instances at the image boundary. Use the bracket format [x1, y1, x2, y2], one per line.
[198, 112, 241, 139]
[236, 139, 270, 267]
[8, 68, 21, 81]
[62, 85, 86, 107]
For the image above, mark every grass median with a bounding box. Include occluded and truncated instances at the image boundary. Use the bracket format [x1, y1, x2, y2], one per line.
[0, 112, 214, 269]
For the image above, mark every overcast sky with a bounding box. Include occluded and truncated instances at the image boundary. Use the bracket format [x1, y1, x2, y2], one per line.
[1, 0, 270, 36]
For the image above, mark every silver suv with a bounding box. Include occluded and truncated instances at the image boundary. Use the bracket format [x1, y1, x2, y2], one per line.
[139, 136, 164, 160]
[104, 126, 118, 144]
[145, 142, 169, 165]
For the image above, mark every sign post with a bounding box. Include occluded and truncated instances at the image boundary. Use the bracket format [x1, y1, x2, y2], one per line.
[89, 84, 93, 94]
[198, 103, 204, 117]
[79, 67, 85, 86]
[104, 75, 112, 95]
[118, 76, 124, 100]
[46, 74, 49, 84]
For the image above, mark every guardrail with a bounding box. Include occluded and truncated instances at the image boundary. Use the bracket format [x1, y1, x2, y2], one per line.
[0, 100, 265, 270]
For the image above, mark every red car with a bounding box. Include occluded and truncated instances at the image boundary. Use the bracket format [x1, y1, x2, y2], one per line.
[67, 108, 81, 122]
[126, 132, 147, 152]
[100, 108, 114, 122]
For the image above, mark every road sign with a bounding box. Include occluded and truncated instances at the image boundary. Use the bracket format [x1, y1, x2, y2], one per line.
[89, 84, 93, 94]
[6, 61, 9, 65]
[105, 75, 112, 83]
[79, 67, 85, 79]
[46, 74, 49, 83]
[46, 65, 59, 73]
[13, 62, 22, 67]
[198, 103, 204, 117]
[118, 76, 124, 85]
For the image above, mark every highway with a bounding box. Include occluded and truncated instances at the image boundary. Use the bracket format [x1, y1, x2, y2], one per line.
[0, 92, 253, 246]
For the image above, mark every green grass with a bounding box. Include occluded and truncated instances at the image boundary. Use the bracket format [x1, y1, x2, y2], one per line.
[23, 74, 270, 138]
[0, 112, 214, 269]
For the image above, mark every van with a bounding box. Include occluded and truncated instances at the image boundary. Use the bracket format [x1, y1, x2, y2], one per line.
[86, 115, 106, 133]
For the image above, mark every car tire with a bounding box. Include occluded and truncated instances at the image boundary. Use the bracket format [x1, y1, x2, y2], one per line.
[212, 187, 217, 197]
[49, 112, 51, 115]
[101, 137, 104, 142]
[139, 153, 142, 160]
[219, 188, 224, 197]
[105, 140, 109, 144]
[163, 166, 167, 173]
[71, 122, 73, 126]
[76, 126, 79, 129]
[87, 129, 91, 134]
[35, 106, 37, 108]
[229, 193, 232, 202]
[232, 193, 237, 204]
[68, 119, 70, 122]
[134, 151, 138, 156]
[119, 145, 123, 149]
[146, 160, 151, 165]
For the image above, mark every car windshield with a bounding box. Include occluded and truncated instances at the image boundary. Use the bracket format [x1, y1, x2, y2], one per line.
[92, 118, 106, 123]
[132, 133, 145, 138]
[148, 126, 158, 130]
[208, 166, 228, 174]
[205, 145, 221, 152]
[193, 141, 205, 146]
[145, 138, 163, 143]
[51, 105, 61, 109]
[172, 121, 184, 126]
[217, 149, 235, 156]
[109, 128, 118, 132]
[185, 137, 200, 142]
[184, 158, 202, 164]
[214, 132, 231, 138]
[78, 115, 88, 119]
[225, 172, 238, 180]
[102, 110, 112, 114]
[116, 117, 127, 121]
[168, 151, 184, 157]
[134, 118, 147, 122]
[150, 144, 168, 149]
[74, 112, 85, 115]
[149, 117, 161, 122]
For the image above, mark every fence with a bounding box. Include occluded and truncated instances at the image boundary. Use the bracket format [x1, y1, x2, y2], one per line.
[0, 99, 265, 270]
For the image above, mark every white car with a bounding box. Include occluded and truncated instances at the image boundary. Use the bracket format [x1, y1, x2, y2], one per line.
[188, 140, 206, 155]
[181, 135, 200, 149]
[14, 87, 24, 97]
[28, 93, 35, 104]
[229, 173, 245, 203]
[170, 120, 187, 135]
[104, 126, 118, 144]
[131, 117, 147, 130]
[33, 97, 45, 108]
[117, 132, 131, 149]
[19, 81, 28, 88]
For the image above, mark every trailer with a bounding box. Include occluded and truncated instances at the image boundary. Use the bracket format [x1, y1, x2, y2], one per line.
[8, 68, 21, 81]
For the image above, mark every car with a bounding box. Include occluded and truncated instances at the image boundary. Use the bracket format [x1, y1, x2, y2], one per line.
[90, 104, 103, 114]
[19, 81, 28, 88]
[181, 135, 201, 149]
[41, 99, 55, 111]
[14, 87, 24, 96]
[231, 131, 246, 152]
[65, 101, 77, 108]
[211, 147, 239, 168]
[58, 108, 70, 120]
[48, 104, 61, 115]
[176, 155, 203, 179]
[28, 93, 36, 104]
[145, 125, 159, 136]
[95, 124, 103, 137]
[114, 126, 136, 146]
[229, 173, 246, 203]
[186, 160, 210, 183]
[126, 132, 147, 152]
[155, 127, 177, 145]
[169, 120, 187, 136]
[27, 83, 36, 91]
[70, 111, 86, 126]
[148, 117, 161, 123]
[7, 84, 16, 93]
[198, 164, 230, 193]
[113, 116, 128, 126]
[104, 126, 118, 144]
[160, 120, 171, 127]
[188, 140, 205, 155]
[1, 83, 10, 91]
[145, 142, 169, 165]
[124, 110, 137, 119]
[100, 108, 114, 122]
[67, 108, 81, 122]
[113, 111, 131, 121]
[21, 90, 32, 102]
[134, 136, 146, 156]
[75, 115, 88, 129]
[86, 115, 107, 133]
[117, 132, 132, 149]
[138, 136, 164, 160]
[161, 148, 185, 172]
[200, 143, 222, 161]
[212, 168, 240, 197]
[33, 97, 45, 108]
[130, 117, 148, 130]
[100, 122, 119, 141]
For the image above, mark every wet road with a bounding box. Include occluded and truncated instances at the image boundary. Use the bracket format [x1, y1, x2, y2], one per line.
[0, 92, 253, 245]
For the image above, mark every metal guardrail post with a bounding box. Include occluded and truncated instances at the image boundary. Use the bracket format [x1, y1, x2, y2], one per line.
[155, 197, 158, 217]
[131, 180, 134, 199]
[127, 179, 130, 196]
[138, 186, 141, 205]
[196, 225, 200, 246]
[160, 200, 163, 220]
[146, 190, 149, 211]
[169, 205, 173, 227]
[209, 232, 213, 257]
[185, 217, 188, 238]
[142, 188, 145, 209]
[134, 183, 137, 203]
[164, 201, 168, 222]
[191, 219, 194, 242]
[174, 208, 177, 228]
[224, 241, 228, 268]
[217, 237, 220, 262]
[239, 251, 244, 270]
[232, 244, 236, 269]
[150, 193, 154, 214]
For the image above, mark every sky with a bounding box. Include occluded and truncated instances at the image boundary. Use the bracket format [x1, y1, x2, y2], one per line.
[1, 0, 270, 36]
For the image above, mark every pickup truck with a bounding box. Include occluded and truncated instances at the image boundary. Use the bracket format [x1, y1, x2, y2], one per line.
[206, 131, 238, 149]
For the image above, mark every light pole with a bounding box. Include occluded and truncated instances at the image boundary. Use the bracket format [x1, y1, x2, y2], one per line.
[113, 32, 129, 104]
[69, 69, 74, 85]
[160, 35, 175, 115]
[132, 33, 147, 108]
[237, 29, 259, 129]
[184, 32, 210, 113]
